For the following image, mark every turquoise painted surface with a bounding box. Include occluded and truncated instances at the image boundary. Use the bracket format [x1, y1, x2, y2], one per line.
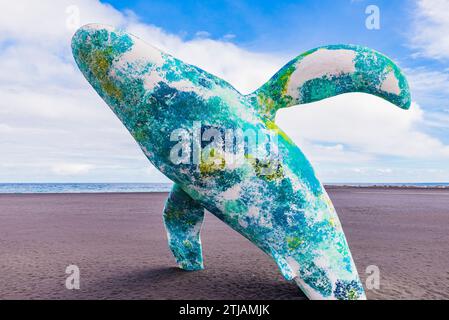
[72, 24, 410, 300]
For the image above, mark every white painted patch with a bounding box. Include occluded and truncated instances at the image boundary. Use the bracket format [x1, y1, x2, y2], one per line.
[294, 276, 334, 300]
[168, 78, 215, 99]
[286, 256, 300, 272]
[287, 49, 357, 100]
[238, 218, 248, 228]
[380, 71, 401, 95]
[282, 166, 307, 193]
[116, 34, 165, 68]
[247, 206, 259, 218]
[141, 70, 164, 91]
[220, 183, 242, 200]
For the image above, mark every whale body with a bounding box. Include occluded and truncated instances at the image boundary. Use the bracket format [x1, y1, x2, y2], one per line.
[71, 24, 410, 300]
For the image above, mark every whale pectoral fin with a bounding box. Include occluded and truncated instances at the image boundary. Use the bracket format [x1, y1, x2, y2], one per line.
[163, 184, 205, 271]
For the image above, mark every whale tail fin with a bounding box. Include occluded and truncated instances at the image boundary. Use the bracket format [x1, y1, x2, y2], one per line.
[249, 44, 411, 120]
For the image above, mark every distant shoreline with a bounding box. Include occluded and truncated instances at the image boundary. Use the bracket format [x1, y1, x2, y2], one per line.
[1, 182, 449, 194]
[325, 184, 449, 189]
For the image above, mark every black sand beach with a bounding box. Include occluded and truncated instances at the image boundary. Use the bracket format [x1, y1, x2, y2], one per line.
[0, 187, 448, 299]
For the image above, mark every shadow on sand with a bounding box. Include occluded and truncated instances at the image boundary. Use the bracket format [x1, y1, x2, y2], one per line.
[92, 266, 306, 300]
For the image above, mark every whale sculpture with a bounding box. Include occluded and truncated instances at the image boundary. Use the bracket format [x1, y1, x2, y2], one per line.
[72, 24, 411, 300]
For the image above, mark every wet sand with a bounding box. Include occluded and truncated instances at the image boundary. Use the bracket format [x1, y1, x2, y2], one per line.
[0, 187, 448, 300]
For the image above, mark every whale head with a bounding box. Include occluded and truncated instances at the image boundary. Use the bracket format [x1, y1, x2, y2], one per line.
[71, 24, 174, 128]
[71, 24, 241, 136]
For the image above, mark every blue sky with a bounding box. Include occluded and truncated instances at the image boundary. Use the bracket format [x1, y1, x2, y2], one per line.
[105, 0, 409, 52]
[104, 0, 436, 74]
[0, 0, 448, 183]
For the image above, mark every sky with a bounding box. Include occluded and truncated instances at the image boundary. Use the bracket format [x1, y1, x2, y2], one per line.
[0, 0, 448, 183]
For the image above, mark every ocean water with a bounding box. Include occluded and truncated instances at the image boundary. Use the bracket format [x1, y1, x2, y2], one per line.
[0, 183, 173, 194]
[0, 182, 448, 194]
[329, 182, 449, 188]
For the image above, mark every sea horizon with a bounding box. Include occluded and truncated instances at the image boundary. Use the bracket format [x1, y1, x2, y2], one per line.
[0, 182, 449, 194]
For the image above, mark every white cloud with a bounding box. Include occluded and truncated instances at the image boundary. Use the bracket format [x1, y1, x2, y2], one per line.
[411, 0, 449, 60]
[223, 34, 236, 41]
[194, 31, 211, 39]
[52, 163, 94, 175]
[277, 93, 449, 159]
[407, 67, 449, 95]
[0, 0, 448, 183]
[403, 66, 449, 129]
